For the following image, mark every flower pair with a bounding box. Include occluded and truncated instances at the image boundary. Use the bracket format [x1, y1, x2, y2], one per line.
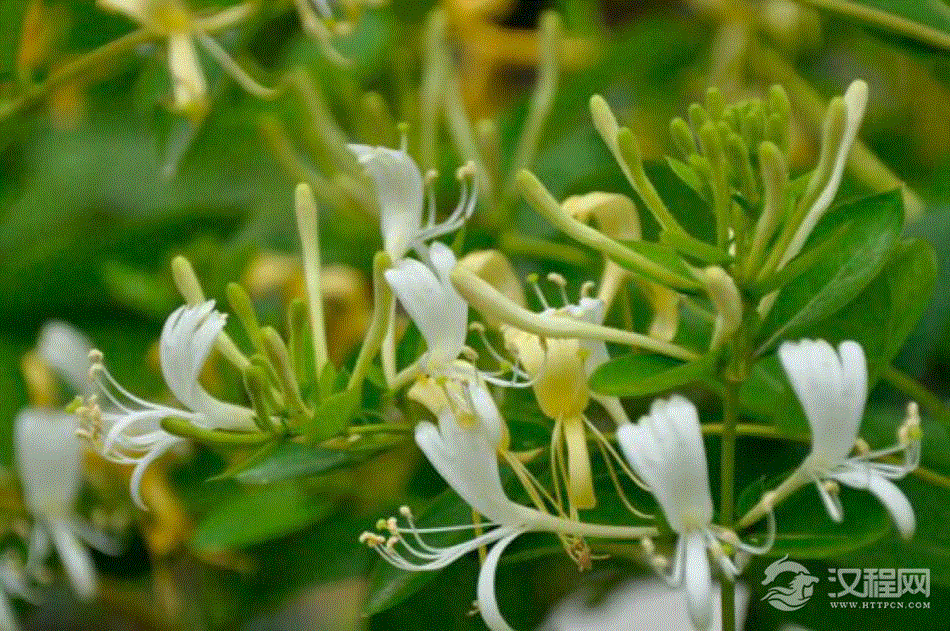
[98, 0, 275, 116]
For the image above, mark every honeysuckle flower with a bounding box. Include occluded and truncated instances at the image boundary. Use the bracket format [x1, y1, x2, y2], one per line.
[97, 0, 275, 116]
[362, 381, 656, 631]
[79, 301, 257, 508]
[385, 242, 468, 376]
[384, 241, 526, 433]
[618, 396, 774, 631]
[540, 578, 750, 631]
[457, 250, 526, 328]
[15, 410, 118, 600]
[778, 339, 920, 538]
[564, 192, 680, 341]
[499, 276, 638, 514]
[349, 145, 476, 262]
[36, 321, 94, 398]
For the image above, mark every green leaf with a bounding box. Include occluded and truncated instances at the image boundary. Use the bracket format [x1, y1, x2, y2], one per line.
[803, 239, 938, 381]
[305, 388, 361, 444]
[190, 483, 336, 552]
[236, 442, 355, 484]
[801, 0, 950, 52]
[739, 354, 809, 435]
[737, 472, 891, 559]
[616, 239, 697, 286]
[364, 489, 475, 616]
[589, 353, 714, 397]
[756, 190, 904, 355]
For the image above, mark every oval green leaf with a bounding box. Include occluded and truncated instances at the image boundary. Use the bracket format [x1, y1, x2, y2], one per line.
[589, 353, 713, 398]
[757, 189, 904, 355]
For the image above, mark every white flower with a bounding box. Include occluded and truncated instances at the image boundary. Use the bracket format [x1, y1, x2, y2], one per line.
[362, 385, 655, 631]
[350, 145, 476, 262]
[618, 396, 773, 631]
[15, 410, 118, 600]
[97, 0, 273, 115]
[36, 320, 94, 397]
[500, 279, 635, 512]
[540, 577, 749, 631]
[82, 301, 257, 508]
[779, 339, 919, 538]
[385, 242, 469, 375]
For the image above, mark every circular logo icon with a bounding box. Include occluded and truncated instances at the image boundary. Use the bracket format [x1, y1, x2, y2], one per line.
[761, 556, 820, 611]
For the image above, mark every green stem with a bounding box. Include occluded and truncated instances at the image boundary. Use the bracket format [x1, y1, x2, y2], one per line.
[798, 0, 950, 52]
[348, 251, 393, 390]
[882, 365, 947, 426]
[720, 379, 740, 631]
[0, 29, 153, 124]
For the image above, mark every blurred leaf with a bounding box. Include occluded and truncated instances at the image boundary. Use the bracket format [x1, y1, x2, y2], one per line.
[804, 0, 950, 51]
[737, 472, 891, 559]
[757, 190, 904, 354]
[803, 239, 937, 380]
[0, 0, 29, 80]
[589, 353, 713, 398]
[190, 482, 335, 552]
[236, 441, 355, 484]
[739, 353, 809, 434]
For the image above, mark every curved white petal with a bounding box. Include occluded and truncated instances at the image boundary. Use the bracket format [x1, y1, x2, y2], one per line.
[37, 320, 93, 396]
[834, 467, 915, 539]
[780, 339, 864, 468]
[14, 410, 83, 518]
[48, 521, 96, 600]
[129, 437, 183, 510]
[476, 530, 522, 631]
[167, 33, 208, 112]
[836, 340, 868, 450]
[385, 245, 467, 371]
[159, 301, 223, 410]
[618, 396, 712, 533]
[683, 530, 713, 631]
[415, 414, 521, 525]
[868, 475, 915, 540]
[349, 144, 424, 261]
[467, 381, 505, 447]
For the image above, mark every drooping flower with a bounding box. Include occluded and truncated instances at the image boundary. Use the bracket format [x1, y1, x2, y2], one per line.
[564, 191, 680, 341]
[80, 301, 257, 508]
[385, 242, 469, 376]
[15, 410, 118, 600]
[362, 381, 655, 631]
[500, 276, 637, 514]
[96, 0, 275, 116]
[349, 145, 476, 262]
[617, 396, 773, 631]
[779, 339, 919, 538]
